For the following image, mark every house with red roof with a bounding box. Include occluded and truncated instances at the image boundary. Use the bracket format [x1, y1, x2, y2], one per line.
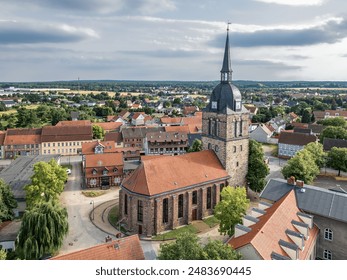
[51, 235, 144, 260]
[228, 189, 318, 260]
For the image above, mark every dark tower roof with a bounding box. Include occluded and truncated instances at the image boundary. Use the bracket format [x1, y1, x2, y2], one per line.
[221, 26, 232, 77]
[205, 26, 244, 115]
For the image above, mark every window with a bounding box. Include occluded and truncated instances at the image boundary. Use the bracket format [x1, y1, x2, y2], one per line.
[53, 143, 55, 147]
[137, 200, 143, 222]
[215, 145, 219, 152]
[92, 169, 97, 175]
[62, 143, 64, 147]
[323, 250, 332, 260]
[178, 194, 183, 218]
[163, 198, 169, 223]
[324, 228, 333, 241]
[44, 143, 46, 147]
[192, 191, 198, 205]
[234, 121, 238, 137]
[239, 120, 243, 136]
[58, 143, 60, 147]
[233, 146, 236, 153]
[240, 145, 243, 151]
[103, 169, 108, 175]
[236, 162, 239, 167]
[207, 187, 212, 209]
[208, 143, 212, 150]
[124, 194, 128, 215]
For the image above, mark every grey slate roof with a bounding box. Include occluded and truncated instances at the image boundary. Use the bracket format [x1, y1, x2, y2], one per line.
[0, 155, 60, 199]
[260, 178, 347, 223]
[323, 138, 347, 151]
[121, 127, 164, 139]
[271, 252, 291, 260]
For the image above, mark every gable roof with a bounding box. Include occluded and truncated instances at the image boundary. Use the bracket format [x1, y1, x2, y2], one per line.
[85, 152, 123, 168]
[260, 178, 347, 223]
[4, 128, 42, 145]
[164, 125, 190, 133]
[146, 131, 188, 143]
[278, 131, 316, 146]
[229, 191, 318, 260]
[121, 127, 164, 139]
[56, 120, 91, 126]
[51, 235, 144, 260]
[81, 140, 117, 155]
[323, 137, 347, 151]
[122, 150, 229, 196]
[104, 132, 123, 143]
[94, 122, 122, 132]
[41, 125, 92, 142]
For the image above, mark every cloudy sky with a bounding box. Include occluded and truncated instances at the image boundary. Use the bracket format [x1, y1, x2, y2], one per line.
[1, 0, 347, 82]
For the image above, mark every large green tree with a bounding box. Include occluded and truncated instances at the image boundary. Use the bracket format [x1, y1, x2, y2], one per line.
[0, 179, 17, 223]
[320, 126, 347, 142]
[157, 232, 240, 260]
[92, 124, 105, 140]
[16, 200, 68, 260]
[301, 108, 312, 123]
[317, 117, 346, 127]
[246, 140, 269, 193]
[281, 150, 320, 184]
[24, 159, 67, 208]
[304, 142, 326, 168]
[214, 187, 249, 237]
[327, 147, 347, 176]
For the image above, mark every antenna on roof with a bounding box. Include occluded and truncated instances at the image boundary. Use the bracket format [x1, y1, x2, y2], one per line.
[227, 21, 231, 31]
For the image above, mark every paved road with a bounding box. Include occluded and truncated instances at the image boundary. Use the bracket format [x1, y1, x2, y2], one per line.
[58, 160, 119, 256]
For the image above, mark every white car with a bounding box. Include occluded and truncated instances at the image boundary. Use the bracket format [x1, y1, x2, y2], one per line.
[66, 169, 72, 175]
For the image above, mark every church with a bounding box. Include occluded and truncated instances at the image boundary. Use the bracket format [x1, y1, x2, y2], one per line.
[119, 28, 250, 236]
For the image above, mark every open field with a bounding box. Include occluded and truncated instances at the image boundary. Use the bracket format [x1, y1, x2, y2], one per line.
[0, 104, 39, 116]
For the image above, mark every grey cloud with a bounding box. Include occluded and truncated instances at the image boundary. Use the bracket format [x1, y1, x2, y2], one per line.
[0, 0, 175, 15]
[210, 18, 347, 47]
[234, 59, 302, 70]
[0, 21, 96, 44]
[120, 49, 204, 58]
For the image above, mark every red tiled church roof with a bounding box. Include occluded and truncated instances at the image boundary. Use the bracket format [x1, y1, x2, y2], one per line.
[122, 150, 229, 196]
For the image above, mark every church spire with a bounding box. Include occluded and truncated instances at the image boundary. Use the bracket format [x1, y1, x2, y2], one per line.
[221, 23, 232, 83]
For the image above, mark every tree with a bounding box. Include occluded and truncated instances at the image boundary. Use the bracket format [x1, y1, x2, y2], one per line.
[317, 117, 346, 127]
[246, 140, 269, 193]
[327, 147, 347, 176]
[16, 107, 39, 128]
[281, 150, 320, 184]
[320, 126, 347, 142]
[92, 124, 105, 140]
[157, 232, 205, 260]
[203, 239, 241, 260]
[0, 179, 17, 223]
[50, 108, 68, 125]
[301, 108, 312, 123]
[157, 232, 240, 260]
[0, 248, 6, 260]
[304, 142, 325, 168]
[214, 187, 249, 237]
[188, 139, 203, 152]
[16, 200, 68, 260]
[24, 159, 67, 208]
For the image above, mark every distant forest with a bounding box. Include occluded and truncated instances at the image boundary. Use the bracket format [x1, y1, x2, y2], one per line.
[1, 80, 347, 92]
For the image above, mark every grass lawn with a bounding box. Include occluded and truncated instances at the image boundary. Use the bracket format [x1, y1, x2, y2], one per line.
[152, 224, 199, 241]
[108, 206, 119, 228]
[81, 190, 106, 197]
[203, 216, 220, 228]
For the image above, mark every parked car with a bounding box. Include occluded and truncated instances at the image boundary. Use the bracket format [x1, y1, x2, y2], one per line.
[66, 168, 72, 175]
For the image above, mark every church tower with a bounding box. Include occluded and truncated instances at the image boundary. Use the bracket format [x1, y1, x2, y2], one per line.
[202, 26, 249, 187]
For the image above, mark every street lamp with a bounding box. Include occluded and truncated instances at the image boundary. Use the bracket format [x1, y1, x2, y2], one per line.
[90, 200, 94, 220]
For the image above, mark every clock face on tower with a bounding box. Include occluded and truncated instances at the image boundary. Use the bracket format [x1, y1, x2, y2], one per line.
[212, 101, 217, 109]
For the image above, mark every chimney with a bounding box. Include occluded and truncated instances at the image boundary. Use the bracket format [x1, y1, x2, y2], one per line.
[105, 235, 112, 243]
[296, 180, 304, 188]
[287, 176, 296, 185]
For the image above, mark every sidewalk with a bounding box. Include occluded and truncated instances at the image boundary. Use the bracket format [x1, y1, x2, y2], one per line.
[89, 199, 121, 238]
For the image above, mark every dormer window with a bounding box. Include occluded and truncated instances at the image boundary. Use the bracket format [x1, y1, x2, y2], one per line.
[113, 167, 118, 173]
[103, 169, 108, 175]
[92, 168, 97, 175]
[95, 145, 104, 154]
[211, 101, 217, 109]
